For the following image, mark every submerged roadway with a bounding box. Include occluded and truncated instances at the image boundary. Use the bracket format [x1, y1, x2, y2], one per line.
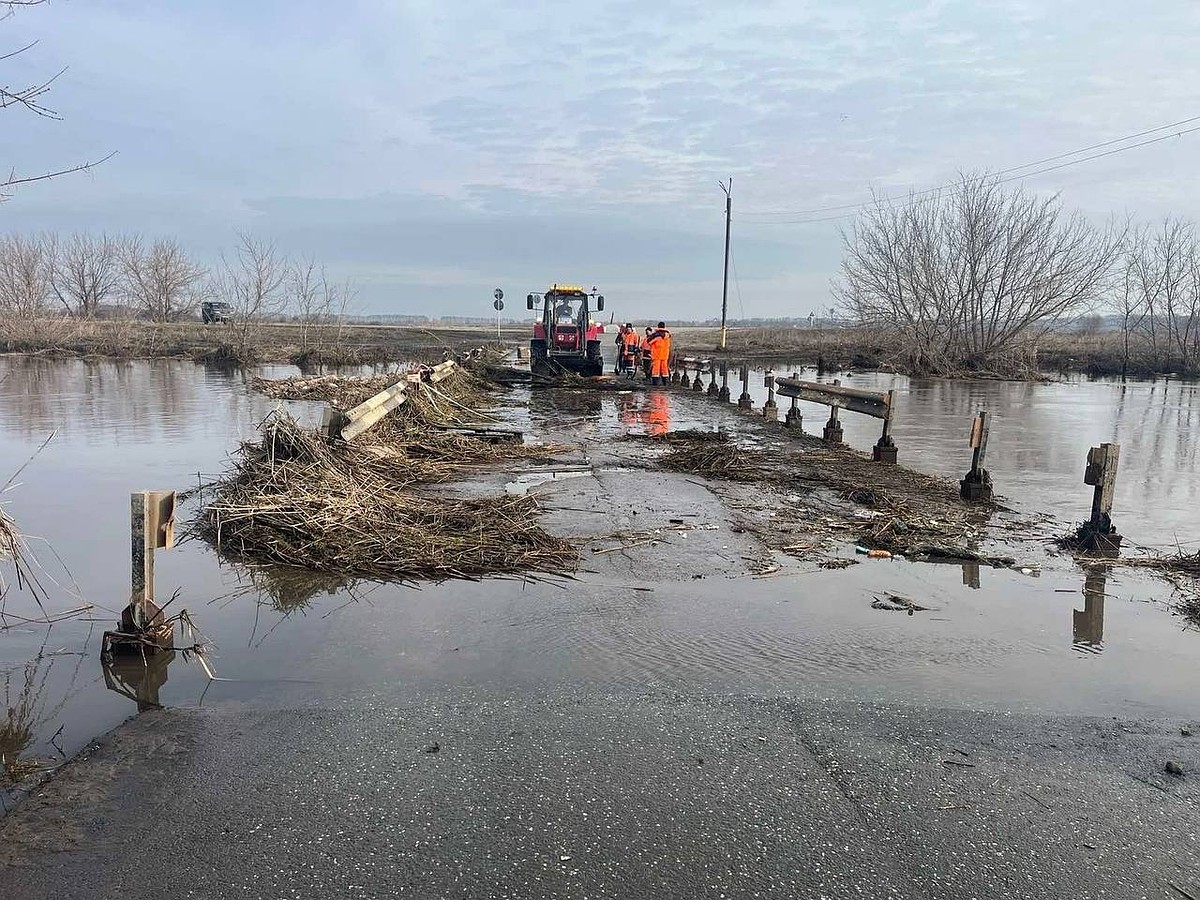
[2, 388, 1198, 900]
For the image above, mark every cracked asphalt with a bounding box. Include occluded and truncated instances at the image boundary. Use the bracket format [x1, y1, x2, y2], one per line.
[2, 697, 1198, 899]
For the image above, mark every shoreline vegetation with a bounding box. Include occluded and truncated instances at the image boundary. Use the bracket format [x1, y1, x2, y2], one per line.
[0, 318, 1196, 381]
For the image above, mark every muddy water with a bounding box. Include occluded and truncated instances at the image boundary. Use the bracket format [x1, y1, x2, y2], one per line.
[0, 357, 1197, 804]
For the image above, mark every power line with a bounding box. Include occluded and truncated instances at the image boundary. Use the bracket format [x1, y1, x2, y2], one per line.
[740, 123, 1200, 226]
[729, 237, 745, 320]
[739, 114, 1200, 223]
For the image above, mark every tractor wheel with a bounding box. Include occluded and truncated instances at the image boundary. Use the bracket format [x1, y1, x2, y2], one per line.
[530, 339, 549, 375]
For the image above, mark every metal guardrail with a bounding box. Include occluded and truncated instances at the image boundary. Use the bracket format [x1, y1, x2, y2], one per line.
[324, 360, 459, 442]
[773, 376, 896, 462]
[666, 360, 899, 463]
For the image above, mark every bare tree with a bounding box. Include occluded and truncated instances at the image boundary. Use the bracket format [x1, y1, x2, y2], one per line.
[287, 257, 324, 351]
[50, 232, 127, 317]
[1121, 218, 1200, 373]
[0, 232, 54, 318]
[837, 174, 1125, 375]
[2, 1, 112, 199]
[1113, 228, 1150, 377]
[322, 273, 353, 350]
[121, 237, 205, 322]
[213, 232, 287, 355]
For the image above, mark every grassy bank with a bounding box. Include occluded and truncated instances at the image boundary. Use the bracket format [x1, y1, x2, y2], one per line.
[676, 326, 1200, 379]
[0, 319, 529, 368]
[3, 318, 1195, 380]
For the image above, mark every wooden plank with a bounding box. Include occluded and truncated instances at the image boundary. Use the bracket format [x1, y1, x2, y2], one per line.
[969, 415, 984, 448]
[130, 492, 150, 607]
[1097, 442, 1120, 515]
[344, 380, 408, 422]
[341, 392, 409, 441]
[147, 490, 176, 549]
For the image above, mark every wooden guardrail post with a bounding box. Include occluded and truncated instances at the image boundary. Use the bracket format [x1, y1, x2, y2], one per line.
[871, 390, 897, 463]
[737, 364, 753, 409]
[116, 490, 176, 653]
[670, 355, 681, 385]
[762, 370, 778, 420]
[784, 372, 802, 429]
[679, 363, 691, 388]
[707, 363, 719, 397]
[961, 561, 981, 589]
[1080, 442, 1121, 554]
[692, 361, 705, 392]
[822, 380, 844, 443]
[718, 363, 731, 403]
[959, 410, 993, 501]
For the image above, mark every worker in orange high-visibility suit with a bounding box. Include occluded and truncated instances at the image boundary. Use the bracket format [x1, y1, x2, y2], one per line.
[646, 321, 672, 385]
[617, 323, 640, 375]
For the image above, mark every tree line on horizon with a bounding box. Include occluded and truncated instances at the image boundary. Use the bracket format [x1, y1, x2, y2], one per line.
[3, 175, 1199, 377]
[0, 231, 352, 323]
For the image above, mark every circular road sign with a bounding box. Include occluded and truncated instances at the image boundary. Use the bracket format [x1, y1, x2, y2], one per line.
[493, 298, 504, 311]
[494, 288, 504, 301]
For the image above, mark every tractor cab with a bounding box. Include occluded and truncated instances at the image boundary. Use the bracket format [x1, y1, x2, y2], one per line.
[527, 284, 606, 376]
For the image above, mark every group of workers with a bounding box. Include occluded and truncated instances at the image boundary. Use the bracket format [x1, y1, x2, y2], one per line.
[615, 322, 673, 385]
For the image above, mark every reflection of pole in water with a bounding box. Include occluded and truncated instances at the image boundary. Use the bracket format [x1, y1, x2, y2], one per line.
[102, 651, 175, 712]
[961, 561, 981, 590]
[1073, 568, 1107, 653]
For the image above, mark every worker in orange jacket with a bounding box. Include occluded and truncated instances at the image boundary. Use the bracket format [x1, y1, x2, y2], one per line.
[645, 321, 672, 385]
[616, 323, 640, 375]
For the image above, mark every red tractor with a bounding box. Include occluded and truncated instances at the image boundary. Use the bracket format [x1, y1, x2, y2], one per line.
[527, 284, 606, 376]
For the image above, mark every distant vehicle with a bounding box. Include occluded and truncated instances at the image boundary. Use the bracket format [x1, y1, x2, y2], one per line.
[526, 284, 605, 376]
[201, 301, 233, 325]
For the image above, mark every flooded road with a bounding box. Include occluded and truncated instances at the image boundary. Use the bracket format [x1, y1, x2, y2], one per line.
[0, 357, 1197, 805]
[729, 366, 1199, 548]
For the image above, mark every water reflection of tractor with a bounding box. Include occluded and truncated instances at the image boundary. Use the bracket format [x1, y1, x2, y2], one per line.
[527, 284, 606, 376]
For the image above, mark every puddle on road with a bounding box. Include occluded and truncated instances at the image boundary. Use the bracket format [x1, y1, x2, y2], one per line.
[1, 357, 1198, 801]
[504, 469, 594, 496]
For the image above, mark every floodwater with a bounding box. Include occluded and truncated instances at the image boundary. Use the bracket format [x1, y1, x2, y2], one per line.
[0, 357, 1197, 806]
[702, 365, 1200, 549]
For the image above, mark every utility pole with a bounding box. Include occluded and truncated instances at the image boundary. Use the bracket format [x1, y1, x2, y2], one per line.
[719, 178, 732, 350]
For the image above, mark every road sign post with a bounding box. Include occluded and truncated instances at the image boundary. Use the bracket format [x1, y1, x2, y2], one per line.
[493, 288, 504, 343]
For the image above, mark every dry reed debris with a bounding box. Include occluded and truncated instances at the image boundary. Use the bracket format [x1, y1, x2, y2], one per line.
[196, 412, 576, 583]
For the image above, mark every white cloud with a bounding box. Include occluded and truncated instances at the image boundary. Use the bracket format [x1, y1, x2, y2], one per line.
[4, 0, 1200, 318]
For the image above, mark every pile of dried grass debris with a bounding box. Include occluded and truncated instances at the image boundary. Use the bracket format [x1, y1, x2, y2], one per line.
[1117, 551, 1200, 627]
[199, 369, 576, 584]
[251, 373, 396, 408]
[633, 428, 995, 561]
[623, 429, 775, 484]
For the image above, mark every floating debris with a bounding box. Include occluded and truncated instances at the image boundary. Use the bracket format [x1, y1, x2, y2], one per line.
[871, 593, 931, 613]
[196, 385, 577, 583]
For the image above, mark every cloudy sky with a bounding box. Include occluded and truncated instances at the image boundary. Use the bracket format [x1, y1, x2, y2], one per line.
[4, 0, 1200, 318]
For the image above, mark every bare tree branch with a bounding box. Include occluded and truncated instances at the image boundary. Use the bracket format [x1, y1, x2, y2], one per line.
[2, 1, 112, 197]
[837, 173, 1124, 375]
[121, 237, 206, 322]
